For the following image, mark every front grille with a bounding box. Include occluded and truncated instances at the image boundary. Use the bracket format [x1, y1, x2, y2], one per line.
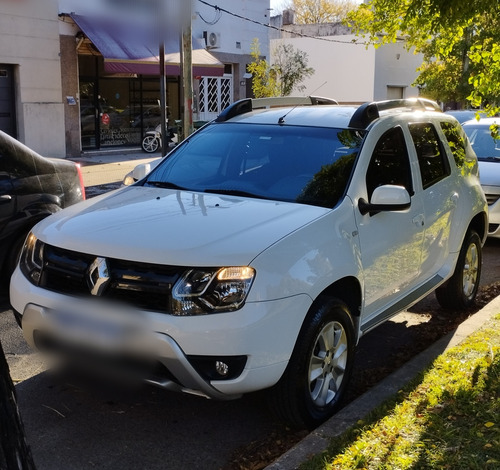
[40, 244, 184, 313]
[485, 193, 500, 206]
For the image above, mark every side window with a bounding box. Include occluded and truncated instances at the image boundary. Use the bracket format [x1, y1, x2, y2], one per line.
[366, 126, 413, 199]
[440, 121, 467, 168]
[409, 123, 450, 189]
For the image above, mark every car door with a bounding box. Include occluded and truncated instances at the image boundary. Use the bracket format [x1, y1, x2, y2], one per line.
[407, 122, 456, 279]
[0, 168, 16, 259]
[351, 125, 425, 331]
[0, 160, 15, 237]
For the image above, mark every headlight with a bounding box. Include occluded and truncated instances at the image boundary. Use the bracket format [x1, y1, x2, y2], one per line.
[20, 233, 45, 285]
[171, 267, 255, 316]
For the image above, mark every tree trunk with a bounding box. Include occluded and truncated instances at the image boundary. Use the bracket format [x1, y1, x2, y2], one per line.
[0, 341, 36, 469]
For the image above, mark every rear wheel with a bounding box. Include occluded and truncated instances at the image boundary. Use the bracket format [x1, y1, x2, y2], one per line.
[142, 135, 160, 153]
[268, 298, 355, 429]
[436, 230, 482, 310]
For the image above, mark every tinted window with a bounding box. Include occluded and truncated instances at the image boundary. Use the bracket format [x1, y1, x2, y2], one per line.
[366, 126, 413, 198]
[409, 123, 450, 189]
[441, 121, 468, 168]
[146, 123, 364, 208]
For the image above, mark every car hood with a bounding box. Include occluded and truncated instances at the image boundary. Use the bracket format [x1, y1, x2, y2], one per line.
[478, 160, 500, 186]
[33, 186, 329, 266]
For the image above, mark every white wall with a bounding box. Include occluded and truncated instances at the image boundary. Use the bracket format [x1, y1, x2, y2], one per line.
[374, 42, 423, 100]
[271, 35, 423, 104]
[271, 36, 376, 103]
[193, 0, 271, 57]
[0, 0, 65, 157]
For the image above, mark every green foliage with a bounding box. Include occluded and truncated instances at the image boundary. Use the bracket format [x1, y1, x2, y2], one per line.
[247, 39, 279, 98]
[247, 39, 315, 98]
[346, 0, 500, 111]
[272, 43, 315, 96]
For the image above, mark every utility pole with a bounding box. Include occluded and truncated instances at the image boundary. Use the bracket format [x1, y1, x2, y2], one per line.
[159, 0, 168, 153]
[181, 0, 193, 139]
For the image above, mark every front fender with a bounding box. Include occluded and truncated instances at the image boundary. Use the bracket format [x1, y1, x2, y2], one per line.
[248, 200, 362, 304]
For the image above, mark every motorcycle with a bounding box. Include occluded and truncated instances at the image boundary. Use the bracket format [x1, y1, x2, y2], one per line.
[141, 123, 177, 153]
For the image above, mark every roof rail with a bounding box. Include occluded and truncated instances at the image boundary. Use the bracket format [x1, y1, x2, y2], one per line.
[348, 98, 442, 129]
[215, 96, 339, 122]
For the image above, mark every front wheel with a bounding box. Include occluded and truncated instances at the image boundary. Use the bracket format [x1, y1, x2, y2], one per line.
[436, 230, 482, 310]
[141, 135, 161, 153]
[268, 298, 355, 429]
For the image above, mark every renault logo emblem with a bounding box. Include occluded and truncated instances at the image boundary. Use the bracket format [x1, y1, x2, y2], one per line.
[87, 257, 110, 296]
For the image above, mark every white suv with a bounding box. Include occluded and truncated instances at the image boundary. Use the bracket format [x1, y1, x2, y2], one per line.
[10, 98, 488, 428]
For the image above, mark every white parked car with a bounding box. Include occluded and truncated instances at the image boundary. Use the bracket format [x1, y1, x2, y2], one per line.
[462, 117, 500, 238]
[10, 97, 488, 428]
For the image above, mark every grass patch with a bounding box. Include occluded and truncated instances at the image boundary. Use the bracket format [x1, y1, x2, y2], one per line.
[302, 314, 500, 470]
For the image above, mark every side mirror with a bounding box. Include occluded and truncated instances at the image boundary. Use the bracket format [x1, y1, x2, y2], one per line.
[359, 184, 411, 216]
[123, 158, 162, 186]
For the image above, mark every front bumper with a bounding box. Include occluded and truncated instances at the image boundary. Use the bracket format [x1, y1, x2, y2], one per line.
[10, 267, 311, 398]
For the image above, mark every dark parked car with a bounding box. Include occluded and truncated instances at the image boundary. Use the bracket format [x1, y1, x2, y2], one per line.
[0, 130, 85, 282]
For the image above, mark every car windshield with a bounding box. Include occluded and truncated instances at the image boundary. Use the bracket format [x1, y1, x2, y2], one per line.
[144, 123, 364, 208]
[463, 125, 500, 162]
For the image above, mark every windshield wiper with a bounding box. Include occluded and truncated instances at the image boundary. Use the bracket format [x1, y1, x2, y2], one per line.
[204, 188, 266, 199]
[146, 180, 189, 190]
[478, 156, 500, 162]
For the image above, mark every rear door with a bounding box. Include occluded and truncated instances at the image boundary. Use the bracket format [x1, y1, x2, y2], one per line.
[407, 122, 457, 279]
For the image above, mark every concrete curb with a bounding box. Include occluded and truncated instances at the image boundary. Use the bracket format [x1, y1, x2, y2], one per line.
[266, 295, 500, 470]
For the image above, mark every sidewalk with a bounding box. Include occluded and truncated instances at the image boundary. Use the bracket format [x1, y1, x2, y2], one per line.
[69, 148, 161, 188]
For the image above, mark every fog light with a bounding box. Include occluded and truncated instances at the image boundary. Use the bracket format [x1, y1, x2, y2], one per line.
[187, 355, 247, 381]
[215, 361, 229, 377]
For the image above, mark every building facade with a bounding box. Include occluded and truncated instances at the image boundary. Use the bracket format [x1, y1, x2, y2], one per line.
[0, 0, 66, 157]
[0, 0, 271, 157]
[270, 13, 423, 104]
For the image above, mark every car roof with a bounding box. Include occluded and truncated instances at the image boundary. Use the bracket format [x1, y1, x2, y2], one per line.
[216, 97, 447, 131]
[462, 117, 500, 127]
[226, 105, 360, 129]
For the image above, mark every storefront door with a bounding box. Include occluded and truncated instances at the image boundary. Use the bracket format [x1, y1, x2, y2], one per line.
[78, 56, 180, 150]
[80, 80, 99, 150]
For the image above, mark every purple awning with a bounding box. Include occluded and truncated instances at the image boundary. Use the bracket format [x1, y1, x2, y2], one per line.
[70, 14, 224, 77]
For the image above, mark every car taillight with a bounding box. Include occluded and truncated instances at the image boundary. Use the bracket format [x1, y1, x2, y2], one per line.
[75, 163, 86, 200]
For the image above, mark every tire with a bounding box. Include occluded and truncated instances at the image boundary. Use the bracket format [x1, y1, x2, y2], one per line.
[436, 230, 482, 310]
[268, 298, 355, 429]
[141, 135, 161, 153]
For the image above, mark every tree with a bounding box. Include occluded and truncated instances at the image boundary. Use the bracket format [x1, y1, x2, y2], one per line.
[247, 39, 315, 98]
[346, 0, 500, 112]
[280, 0, 359, 23]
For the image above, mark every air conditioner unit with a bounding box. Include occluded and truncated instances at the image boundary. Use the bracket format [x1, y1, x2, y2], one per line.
[204, 31, 221, 49]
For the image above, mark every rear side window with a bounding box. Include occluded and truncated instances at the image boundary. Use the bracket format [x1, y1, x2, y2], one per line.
[441, 121, 467, 168]
[409, 123, 450, 189]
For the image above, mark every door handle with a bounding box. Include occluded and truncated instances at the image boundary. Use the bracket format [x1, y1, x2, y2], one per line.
[450, 192, 459, 206]
[412, 214, 424, 227]
[0, 195, 12, 204]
